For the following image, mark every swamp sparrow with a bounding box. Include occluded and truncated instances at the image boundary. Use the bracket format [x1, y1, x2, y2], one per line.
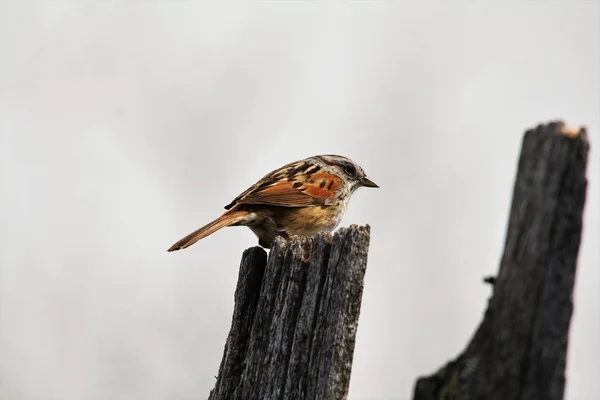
[168, 154, 378, 251]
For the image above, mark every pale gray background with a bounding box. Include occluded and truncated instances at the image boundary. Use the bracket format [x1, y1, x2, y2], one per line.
[0, 1, 598, 400]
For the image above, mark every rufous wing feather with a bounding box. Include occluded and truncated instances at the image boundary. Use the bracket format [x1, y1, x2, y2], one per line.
[228, 169, 343, 209]
[223, 160, 307, 209]
[298, 172, 342, 198]
[238, 182, 319, 207]
[167, 210, 249, 252]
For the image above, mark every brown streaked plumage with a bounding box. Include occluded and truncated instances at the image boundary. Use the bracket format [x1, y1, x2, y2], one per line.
[167, 154, 378, 251]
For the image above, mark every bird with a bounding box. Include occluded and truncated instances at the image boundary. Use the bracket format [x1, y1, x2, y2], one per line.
[167, 154, 378, 252]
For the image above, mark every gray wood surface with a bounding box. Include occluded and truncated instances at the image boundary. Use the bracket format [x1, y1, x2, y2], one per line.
[413, 121, 590, 400]
[209, 225, 371, 400]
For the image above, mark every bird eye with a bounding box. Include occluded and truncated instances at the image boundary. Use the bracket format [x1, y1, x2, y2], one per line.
[343, 164, 356, 176]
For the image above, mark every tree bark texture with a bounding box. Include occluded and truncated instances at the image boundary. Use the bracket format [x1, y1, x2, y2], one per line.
[413, 121, 590, 400]
[209, 224, 371, 400]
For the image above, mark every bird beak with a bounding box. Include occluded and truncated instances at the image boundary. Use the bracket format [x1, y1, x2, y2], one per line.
[360, 176, 379, 188]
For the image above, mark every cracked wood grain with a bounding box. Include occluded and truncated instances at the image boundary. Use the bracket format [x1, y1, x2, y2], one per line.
[413, 121, 590, 400]
[209, 224, 371, 400]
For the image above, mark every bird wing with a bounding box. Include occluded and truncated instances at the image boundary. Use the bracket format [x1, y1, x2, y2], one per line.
[224, 161, 343, 209]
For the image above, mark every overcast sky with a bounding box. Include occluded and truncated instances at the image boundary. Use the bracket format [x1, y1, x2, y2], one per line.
[1, 1, 598, 399]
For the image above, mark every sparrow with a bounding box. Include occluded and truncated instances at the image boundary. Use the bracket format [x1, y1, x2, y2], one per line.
[167, 154, 378, 251]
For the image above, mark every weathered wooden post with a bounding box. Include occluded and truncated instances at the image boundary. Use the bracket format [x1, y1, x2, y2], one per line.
[209, 225, 371, 400]
[413, 121, 590, 400]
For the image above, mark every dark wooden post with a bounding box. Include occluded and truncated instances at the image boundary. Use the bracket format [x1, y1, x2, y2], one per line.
[413, 121, 590, 400]
[209, 225, 371, 400]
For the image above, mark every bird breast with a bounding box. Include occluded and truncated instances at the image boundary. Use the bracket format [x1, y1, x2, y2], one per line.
[279, 194, 350, 236]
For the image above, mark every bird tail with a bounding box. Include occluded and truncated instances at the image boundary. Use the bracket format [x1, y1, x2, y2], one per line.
[167, 210, 249, 252]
